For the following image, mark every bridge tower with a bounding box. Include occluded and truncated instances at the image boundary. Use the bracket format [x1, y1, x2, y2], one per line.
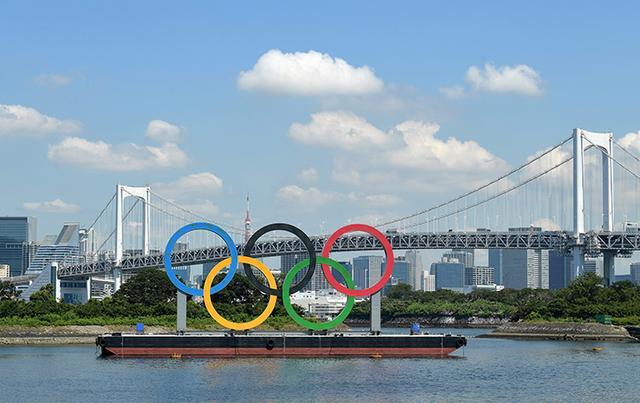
[114, 184, 151, 291]
[572, 128, 614, 285]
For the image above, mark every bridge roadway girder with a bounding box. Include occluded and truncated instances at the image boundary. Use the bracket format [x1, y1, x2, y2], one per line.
[56, 230, 640, 279]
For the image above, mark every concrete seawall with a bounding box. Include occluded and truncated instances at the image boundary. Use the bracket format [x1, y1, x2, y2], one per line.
[0, 325, 174, 345]
[479, 322, 638, 342]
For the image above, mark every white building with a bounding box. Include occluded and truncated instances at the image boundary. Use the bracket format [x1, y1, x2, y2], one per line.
[0, 264, 9, 279]
[422, 273, 436, 292]
[405, 250, 425, 290]
[290, 290, 353, 320]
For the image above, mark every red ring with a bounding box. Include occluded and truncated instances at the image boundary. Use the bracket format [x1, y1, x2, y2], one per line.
[321, 223, 394, 297]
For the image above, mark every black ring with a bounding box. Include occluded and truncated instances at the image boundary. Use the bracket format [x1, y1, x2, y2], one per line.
[243, 223, 316, 296]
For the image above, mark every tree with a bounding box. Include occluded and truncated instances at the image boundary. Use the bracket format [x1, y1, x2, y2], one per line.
[114, 268, 176, 305]
[0, 280, 22, 301]
[30, 284, 55, 303]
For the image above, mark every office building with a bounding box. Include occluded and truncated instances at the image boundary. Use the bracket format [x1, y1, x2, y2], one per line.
[442, 249, 474, 268]
[404, 250, 425, 290]
[353, 256, 383, 290]
[548, 250, 570, 289]
[281, 253, 336, 292]
[0, 217, 37, 276]
[465, 266, 495, 286]
[630, 263, 640, 285]
[25, 223, 80, 275]
[488, 249, 504, 285]
[583, 258, 603, 277]
[0, 264, 9, 279]
[422, 273, 436, 291]
[501, 249, 549, 290]
[385, 257, 410, 286]
[492, 227, 549, 290]
[431, 261, 465, 291]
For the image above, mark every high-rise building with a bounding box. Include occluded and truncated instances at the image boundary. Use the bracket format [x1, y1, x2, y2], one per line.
[25, 223, 80, 275]
[583, 258, 603, 277]
[493, 227, 549, 290]
[422, 273, 436, 291]
[501, 249, 549, 290]
[548, 250, 571, 289]
[630, 263, 640, 285]
[442, 249, 474, 268]
[431, 261, 465, 291]
[0, 264, 9, 279]
[464, 266, 495, 286]
[488, 249, 504, 285]
[281, 253, 332, 292]
[404, 250, 425, 290]
[384, 257, 410, 286]
[353, 256, 383, 290]
[0, 217, 37, 277]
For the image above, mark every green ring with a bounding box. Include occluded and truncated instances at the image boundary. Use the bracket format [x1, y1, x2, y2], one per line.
[282, 257, 355, 331]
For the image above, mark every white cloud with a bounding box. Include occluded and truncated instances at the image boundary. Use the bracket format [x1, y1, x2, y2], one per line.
[292, 111, 509, 194]
[388, 120, 508, 173]
[33, 74, 73, 88]
[23, 198, 80, 213]
[277, 185, 342, 208]
[154, 172, 223, 199]
[618, 131, 640, 152]
[297, 167, 318, 183]
[47, 137, 187, 171]
[146, 119, 182, 143]
[179, 200, 220, 217]
[238, 49, 384, 96]
[152, 172, 225, 219]
[439, 85, 466, 99]
[465, 63, 543, 96]
[0, 104, 81, 136]
[289, 111, 389, 150]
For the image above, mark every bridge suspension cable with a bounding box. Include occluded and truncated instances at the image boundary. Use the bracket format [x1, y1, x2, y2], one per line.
[399, 153, 574, 230]
[149, 190, 244, 233]
[377, 135, 573, 229]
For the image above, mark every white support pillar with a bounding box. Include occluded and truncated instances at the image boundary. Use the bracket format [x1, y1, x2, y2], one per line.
[602, 132, 615, 286]
[370, 261, 382, 334]
[143, 186, 151, 256]
[53, 262, 61, 302]
[370, 292, 381, 334]
[177, 291, 187, 333]
[572, 129, 585, 281]
[85, 277, 92, 302]
[113, 268, 122, 293]
[115, 184, 124, 264]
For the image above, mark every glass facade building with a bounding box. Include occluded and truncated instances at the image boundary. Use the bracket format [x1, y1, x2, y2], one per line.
[431, 262, 465, 290]
[0, 217, 37, 277]
[353, 256, 383, 290]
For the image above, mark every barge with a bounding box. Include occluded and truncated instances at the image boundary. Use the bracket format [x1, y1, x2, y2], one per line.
[97, 332, 467, 358]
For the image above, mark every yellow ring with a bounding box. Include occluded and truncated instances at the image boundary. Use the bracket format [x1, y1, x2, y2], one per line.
[203, 256, 277, 331]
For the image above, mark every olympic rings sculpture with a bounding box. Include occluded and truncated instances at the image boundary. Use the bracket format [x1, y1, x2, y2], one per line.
[163, 222, 394, 331]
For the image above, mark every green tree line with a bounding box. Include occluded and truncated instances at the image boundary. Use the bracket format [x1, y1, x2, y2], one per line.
[350, 273, 640, 325]
[1, 271, 638, 327]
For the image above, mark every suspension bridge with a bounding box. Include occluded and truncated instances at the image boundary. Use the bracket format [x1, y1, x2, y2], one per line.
[52, 128, 640, 297]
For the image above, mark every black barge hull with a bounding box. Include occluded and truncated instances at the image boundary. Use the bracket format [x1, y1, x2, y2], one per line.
[97, 332, 467, 358]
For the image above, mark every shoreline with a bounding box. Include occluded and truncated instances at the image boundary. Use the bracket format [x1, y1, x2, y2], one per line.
[479, 322, 638, 342]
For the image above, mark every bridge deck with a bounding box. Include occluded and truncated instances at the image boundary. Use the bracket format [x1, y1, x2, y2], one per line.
[57, 230, 640, 279]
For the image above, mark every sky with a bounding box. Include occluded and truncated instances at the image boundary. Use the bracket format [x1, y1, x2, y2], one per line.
[2, 1, 640, 243]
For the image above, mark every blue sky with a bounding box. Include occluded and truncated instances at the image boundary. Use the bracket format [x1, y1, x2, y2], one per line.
[2, 1, 640, 239]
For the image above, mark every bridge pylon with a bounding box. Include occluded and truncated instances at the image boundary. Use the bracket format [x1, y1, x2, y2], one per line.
[572, 128, 614, 285]
[114, 184, 151, 291]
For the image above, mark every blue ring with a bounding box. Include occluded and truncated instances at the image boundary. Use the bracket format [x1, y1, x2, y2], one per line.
[163, 222, 238, 297]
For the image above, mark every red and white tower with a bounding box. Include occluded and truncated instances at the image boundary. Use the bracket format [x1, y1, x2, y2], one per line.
[244, 193, 252, 243]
